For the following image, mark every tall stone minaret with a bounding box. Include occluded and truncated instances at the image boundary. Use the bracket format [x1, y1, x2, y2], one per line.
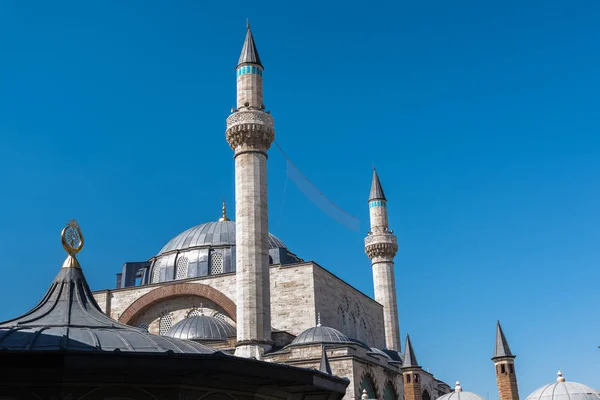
[364, 168, 400, 351]
[226, 23, 274, 358]
[493, 321, 520, 400]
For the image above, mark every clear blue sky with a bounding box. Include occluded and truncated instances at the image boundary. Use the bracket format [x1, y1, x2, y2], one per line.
[0, 0, 598, 396]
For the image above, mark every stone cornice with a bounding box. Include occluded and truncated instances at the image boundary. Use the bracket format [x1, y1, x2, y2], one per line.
[365, 233, 398, 258]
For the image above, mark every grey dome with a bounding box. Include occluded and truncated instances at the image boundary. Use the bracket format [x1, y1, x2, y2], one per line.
[527, 374, 600, 400]
[291, 325, 352, 346]
[0, 266, 214, 354]
[166, 315, 236, 341]
[382, 349, 405, 362]
[368, 347, 392, 360]
[158, 220, 287, 255]
[437, 385, 486, 400]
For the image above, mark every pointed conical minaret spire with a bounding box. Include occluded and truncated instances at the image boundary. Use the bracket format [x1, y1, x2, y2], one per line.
[369, 167, 386, 202]
[237, 21, 262, 68]
[319, 344, 332, 375]
[493, 321, 514, 359]
[402, 334, 420, 368]
[492, 321, 520, 400]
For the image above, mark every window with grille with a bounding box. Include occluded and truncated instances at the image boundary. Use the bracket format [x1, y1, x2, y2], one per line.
[176, 256, 189, 280]
[187, 309, 202, 318]
[210, 252, 224, 275]
[213, 313, 226, 321]
[137, 323, 149, 331]
[159, 313, 173, 335]
[151, 261, 161, 283]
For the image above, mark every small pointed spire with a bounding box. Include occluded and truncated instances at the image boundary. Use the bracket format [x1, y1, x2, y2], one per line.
[319, 344, 332, 375]
[493, 321, 515, 360]
[557, 371, 565, 383]
[237, 22, 263, 68]
[455, 381, 463, 392]
[369, 167, 386, 202]
[317, 312, 322, 327]
[61, 219, 84, 269]
[402, 334, 420, 368]
[219, 199, 230, 222]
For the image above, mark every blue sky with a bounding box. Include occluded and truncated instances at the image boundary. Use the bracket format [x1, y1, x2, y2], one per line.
[0, 0, 599, 396]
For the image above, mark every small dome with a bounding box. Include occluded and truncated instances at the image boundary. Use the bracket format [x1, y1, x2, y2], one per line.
[165, 315, 236, 341]
[368, 347, 391, 360]
[382, 349, 404, 362]
[526, 372, 600, 400]
[436, 382, 486, 400]
[291, 325, 352, 346]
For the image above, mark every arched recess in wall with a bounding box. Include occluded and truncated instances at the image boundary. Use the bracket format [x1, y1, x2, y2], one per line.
[359, 372, 378, 400]
[383, 382, 398, 400]
[423, 389, 432, 400]
[118, 282, 236, 324]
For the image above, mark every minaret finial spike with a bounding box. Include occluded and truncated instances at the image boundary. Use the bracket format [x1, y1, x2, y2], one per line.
[317, 312, 321, 327]
[246, 18, 250, 30]
[61, 219, 84, 269]
[557, 371, 565, 383]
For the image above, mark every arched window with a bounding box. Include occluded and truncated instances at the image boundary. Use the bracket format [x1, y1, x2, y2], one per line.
[151, 260, 161, 283]
[210, 252, 224, 274]
[159, 313, 173, 335]
[360, 374, 376, 399]
[176, 256, 189, 280]
[423, 390, 432, 400]
[384, 384, 397, 400]
[187, 309, 202, 318]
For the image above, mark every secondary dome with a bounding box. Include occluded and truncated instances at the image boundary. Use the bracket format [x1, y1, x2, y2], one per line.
[291, 325, 352, 346]
[165, 315, 236, 341]
[437, 382, 486, 400]
[526, 372, 600, 400]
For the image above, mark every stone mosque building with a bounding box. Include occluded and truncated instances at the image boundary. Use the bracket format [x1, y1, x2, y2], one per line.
[90, 24, 452, 400]
[88, 26, 600, 400]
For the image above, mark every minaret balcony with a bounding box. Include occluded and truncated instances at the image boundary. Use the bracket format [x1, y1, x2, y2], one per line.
[364, 233, 398, 259]
[226, 110, 275, 151]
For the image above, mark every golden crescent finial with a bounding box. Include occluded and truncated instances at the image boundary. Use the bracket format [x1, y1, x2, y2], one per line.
[219, 199, 230, 222]
[61, 219, 84, 269]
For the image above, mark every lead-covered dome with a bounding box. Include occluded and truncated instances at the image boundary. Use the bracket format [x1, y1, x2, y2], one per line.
[165, 315, 236, 341]
[291, 325, 352, 346]
[148, 218, 302, 285]
[527, 372, 600, 400]
[437, 382, 485, 400]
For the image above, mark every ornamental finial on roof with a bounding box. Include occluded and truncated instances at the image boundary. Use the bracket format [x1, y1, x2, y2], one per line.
[317, 312, 321, 327]
[61, 219, 84, 269]
[455, 381, 462, 392]
[219, 199, 230, 222]
[246, 18, 250, 30]
[557, 371, 566, 383]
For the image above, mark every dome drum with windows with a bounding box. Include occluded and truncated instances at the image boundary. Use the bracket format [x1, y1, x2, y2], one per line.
[116, 202, 302, 288]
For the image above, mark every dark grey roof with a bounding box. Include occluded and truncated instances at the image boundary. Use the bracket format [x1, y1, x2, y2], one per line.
[369, 168, 386, 201]
[158, 220, 288, 255]
[368, 347, 392, 360]
[382, 349, 405, 363]
[291, 325, 352, 346]
[237, 26, 262, 68]
[166, 315, 236, 341]
[319, 344, 332, 375]
[401, 334, 420, 368]
[493, 321, 514, 360]
[0, 260, 213, 354]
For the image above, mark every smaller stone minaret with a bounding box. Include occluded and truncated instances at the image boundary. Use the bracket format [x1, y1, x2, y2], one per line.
[365, 168, 400, 351]
[402, 334, 423, 400]
[493, 321, 520, 400]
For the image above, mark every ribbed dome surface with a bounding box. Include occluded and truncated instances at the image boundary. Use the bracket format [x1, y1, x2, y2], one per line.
[166, 315, 236, 341]
[291, 325, 351, 346]
[527, 380, 600, 400]
[437, 391, 486, 400]
[158, 220, 287, 255]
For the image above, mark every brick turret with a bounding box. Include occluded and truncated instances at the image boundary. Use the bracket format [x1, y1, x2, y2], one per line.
[402, 334, 423, 400]
[492, 321, 520, 400]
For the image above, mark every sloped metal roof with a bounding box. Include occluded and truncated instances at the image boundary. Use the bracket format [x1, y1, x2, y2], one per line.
[369, 168, 386, 201]
[291, 325, 352, 346]
[493, 321, 514, 359]
[166, 315, 236, 341]
[237, 27, 262, 68]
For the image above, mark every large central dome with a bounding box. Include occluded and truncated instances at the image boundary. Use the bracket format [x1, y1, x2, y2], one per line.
[148, 220, 301, 284]
[158, 220, 287, 255]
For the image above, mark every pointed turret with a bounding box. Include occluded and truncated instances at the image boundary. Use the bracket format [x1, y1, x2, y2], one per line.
[402, 334, 420, 368]
[237, 21, 262, 68]
[369, 168, 386, 202]
[319, 344, 332, 375]
[492, 322, 520, 400]
[493, 321, 514, 360]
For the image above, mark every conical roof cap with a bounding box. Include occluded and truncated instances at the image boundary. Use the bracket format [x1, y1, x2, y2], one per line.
[401, 334, 420, 368]
[493, 321, 515, 360]
[369, 168, 386, 202]
[237, 23, 262, 68]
